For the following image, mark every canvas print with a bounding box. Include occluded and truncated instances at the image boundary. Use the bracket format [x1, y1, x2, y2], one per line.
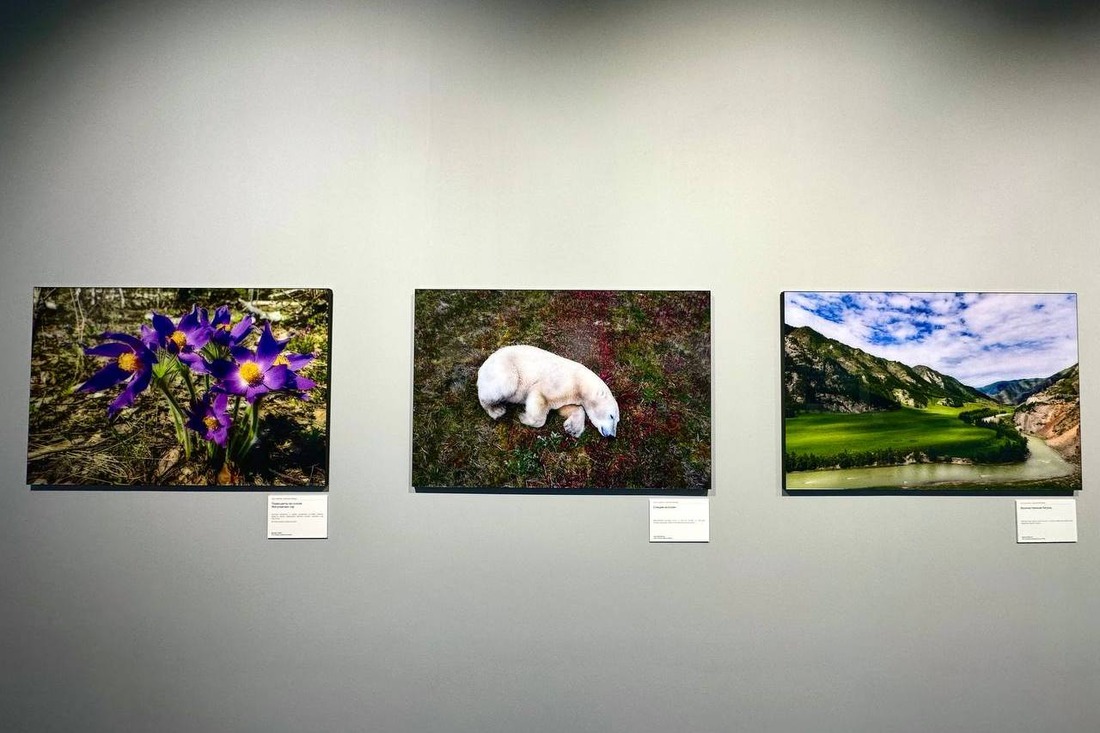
[413, 290, 711, 492]
[782, 292, 1080, 492]
[28, 287, 331, 488]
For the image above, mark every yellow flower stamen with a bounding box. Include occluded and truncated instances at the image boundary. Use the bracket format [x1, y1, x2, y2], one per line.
[203, 416, 219, 431]
[217, 323, 232, 332]
[169, 330, 187, 350]
[239, 361, 264, 387]
[117, 352, 141, 372]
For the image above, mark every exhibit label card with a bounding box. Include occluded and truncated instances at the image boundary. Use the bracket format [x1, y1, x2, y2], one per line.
[649, 498, 709, 543]
[1016, 499, 1077, 544]
[268, 495, 328, 539]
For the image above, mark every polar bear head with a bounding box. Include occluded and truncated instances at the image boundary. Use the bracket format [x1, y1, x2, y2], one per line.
[585, 392, 620, 438]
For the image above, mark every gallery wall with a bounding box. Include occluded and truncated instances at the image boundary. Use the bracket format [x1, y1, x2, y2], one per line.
[1, 2, 1098, 732]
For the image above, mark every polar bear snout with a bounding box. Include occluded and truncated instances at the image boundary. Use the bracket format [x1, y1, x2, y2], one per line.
[590, 407, 619, 438]
[585, 396, 619, 438]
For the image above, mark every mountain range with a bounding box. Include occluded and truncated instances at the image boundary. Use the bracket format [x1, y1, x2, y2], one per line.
[977, 378, 1048, 404]
[978, 364, 1078, 406]
[783, 324, 1081, 462]
[783, 325, 988, 413]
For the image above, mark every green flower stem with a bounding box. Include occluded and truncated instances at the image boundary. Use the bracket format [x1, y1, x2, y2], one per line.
[250, 396, 262, 447]
[157, 376, 185, 417]
[226, 396, 243, 462]
[156, 377, 192, 459]
[224, 396, 262, 467]
[180, 364, 198, 402]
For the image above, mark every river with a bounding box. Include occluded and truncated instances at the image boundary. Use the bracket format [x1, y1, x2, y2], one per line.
[785, 435, 1077, 490]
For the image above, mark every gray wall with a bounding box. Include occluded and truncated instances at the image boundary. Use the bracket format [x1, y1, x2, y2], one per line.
[2, 2, 1098, 732]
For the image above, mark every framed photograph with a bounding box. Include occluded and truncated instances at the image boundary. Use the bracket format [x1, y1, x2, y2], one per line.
[782, 291, 1080, 492]
[27, 287, 332, 488]
[413, 289, 711, 492]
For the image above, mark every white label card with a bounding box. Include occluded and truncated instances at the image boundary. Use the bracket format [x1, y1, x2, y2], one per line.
[1016, 499, 1077, 544]
[268, 495, 328, 539]
[649, 498, 710, 543]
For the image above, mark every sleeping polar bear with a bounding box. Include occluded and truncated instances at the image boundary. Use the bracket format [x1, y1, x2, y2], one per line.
[477, 345, 619, 438]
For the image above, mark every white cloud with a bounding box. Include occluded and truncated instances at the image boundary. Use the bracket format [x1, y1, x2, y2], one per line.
[784, 292, 1079, 386]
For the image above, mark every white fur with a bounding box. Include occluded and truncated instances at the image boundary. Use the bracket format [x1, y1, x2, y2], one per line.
[477, 345, 619, 438]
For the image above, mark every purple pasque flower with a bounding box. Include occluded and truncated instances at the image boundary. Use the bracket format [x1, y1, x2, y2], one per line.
[208, 323, 294, 402]
[185, 392, 231, 447]
[77, 332, 158, 418]
[270, 345, 317, 397]
[206, 305, 253, 348]
[139, 323, 159, 350]
[147, 306, 213, 373]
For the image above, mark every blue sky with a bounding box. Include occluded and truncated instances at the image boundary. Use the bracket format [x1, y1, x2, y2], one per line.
[784, 292, 1079, 387]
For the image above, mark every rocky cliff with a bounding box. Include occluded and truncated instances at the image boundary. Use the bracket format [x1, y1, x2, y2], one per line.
[1013, 364, 1080, 461]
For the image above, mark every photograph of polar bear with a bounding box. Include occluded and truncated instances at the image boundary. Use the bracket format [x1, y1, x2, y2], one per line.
[413, 290, 710, 492]
[478, 345, 620, 438]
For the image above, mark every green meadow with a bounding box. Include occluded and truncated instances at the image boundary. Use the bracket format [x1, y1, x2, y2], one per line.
[784, 403, 1028, 471]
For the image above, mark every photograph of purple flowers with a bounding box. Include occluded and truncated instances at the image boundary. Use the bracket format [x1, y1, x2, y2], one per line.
[28, 288, 331, 488]
[413, 290, 711, 492]
[783, 291, 1080, 492]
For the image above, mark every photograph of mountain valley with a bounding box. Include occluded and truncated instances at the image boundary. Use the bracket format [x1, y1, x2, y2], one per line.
[783, 292, 1080, 492]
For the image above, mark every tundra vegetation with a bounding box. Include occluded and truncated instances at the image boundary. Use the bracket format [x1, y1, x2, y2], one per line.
[412, 290, 711, 490]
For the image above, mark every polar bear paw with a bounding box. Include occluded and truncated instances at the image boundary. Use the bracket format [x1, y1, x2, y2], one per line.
[561, 406, 586, 437]
[519, 410, 547, 428]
